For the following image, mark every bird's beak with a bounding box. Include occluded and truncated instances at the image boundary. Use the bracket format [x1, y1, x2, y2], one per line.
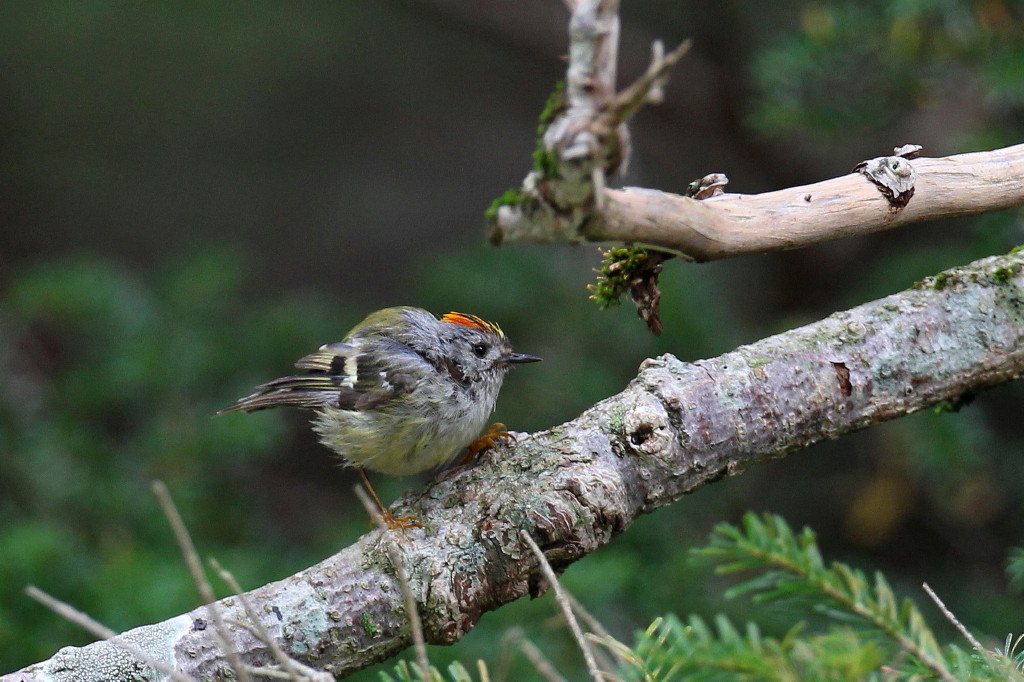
[503, 353, 542, 365]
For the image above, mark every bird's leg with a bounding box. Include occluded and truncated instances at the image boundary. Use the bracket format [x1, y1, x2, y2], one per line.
[457, 423, 515, 466]
[356, 467, 421, 530]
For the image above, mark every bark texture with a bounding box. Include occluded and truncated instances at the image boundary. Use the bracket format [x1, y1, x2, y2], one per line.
[5, 250, 1023, 681]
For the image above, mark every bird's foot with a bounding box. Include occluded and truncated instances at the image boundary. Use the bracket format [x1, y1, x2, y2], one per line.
[381, 510, 422, 530]
[458, 423, 515, 466]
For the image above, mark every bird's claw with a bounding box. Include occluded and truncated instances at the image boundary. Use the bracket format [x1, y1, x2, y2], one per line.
[459, 423, 515, 466]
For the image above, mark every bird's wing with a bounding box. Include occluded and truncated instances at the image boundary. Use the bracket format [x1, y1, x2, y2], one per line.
[217, 340, 424, 414]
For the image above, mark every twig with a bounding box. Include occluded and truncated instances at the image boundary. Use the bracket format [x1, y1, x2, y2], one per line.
[354, 484, 431, 680]
[566, 592, 621, 670]
[922, 582, 985, 651]
[354, 481, 386, 528]
[152, 480, 252, 682]
[25, 585, 198, 682]
[600, 39, 690, 127]
[211, 558, 313, 682]
[644, 41, 666, 104]
[520, 530, 603, 682]
[504, 628, 567, 682]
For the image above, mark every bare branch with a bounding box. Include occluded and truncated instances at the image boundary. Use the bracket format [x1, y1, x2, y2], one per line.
[584, 143, 1024, 259]
[7, 250, 1023, 681]
[496, 143, 1024, 256]
[487, 0, 1023, 259]
[599, 39, 690, 128]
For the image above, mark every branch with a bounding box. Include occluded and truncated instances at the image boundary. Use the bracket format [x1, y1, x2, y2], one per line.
[495, 136, 1024, 259]
[485, 0, 1024, 258]
[6, 249, 1023, 681]
[587, 143, 1024, 259]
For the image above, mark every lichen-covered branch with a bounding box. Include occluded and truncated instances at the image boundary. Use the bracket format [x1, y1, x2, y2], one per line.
[6, 250, 1023, 682]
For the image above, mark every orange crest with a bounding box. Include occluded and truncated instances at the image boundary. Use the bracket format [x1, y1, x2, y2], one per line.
[440, 312, 505, 338]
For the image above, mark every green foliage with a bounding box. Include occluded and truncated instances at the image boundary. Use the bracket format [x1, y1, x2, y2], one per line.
[632, 512, 1024, 682]
[379, 659, 487, 682]
[749, 2, 1023, 139]
[0, 250, 359, 669]
[629, 615, 885, 681]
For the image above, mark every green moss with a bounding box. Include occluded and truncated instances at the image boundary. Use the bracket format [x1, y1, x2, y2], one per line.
[607, 403, 628, 434]
[485, 187, 529, 224]
[588, 246, 652, 309]
[933, 392, 976, 414]
[931, 272, 949, 290]
[1009, 244, 1024, 255]
[537, 80, 566, 134]
[361, 612, 378, 638]
[531, 145, 559, 177]
[530, 81, 566, 180]
[992, 264, 1021, 283]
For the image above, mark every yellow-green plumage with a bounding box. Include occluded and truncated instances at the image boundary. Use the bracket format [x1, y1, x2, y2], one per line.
[218, 306, 539, 476]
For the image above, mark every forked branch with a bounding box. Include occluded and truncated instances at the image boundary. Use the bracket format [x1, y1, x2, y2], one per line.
[487, 0, 1024, 259]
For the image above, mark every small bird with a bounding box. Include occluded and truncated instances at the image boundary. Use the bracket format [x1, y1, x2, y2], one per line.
[218, 306, 540, 527]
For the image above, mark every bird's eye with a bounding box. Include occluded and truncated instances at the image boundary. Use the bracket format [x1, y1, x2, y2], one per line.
[471, 343, 488, 358]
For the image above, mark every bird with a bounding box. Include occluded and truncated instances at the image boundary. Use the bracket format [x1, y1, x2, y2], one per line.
[218, 306, 540, 528]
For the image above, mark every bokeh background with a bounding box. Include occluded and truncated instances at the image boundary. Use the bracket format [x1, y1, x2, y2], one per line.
[2, 1, 1023, 678]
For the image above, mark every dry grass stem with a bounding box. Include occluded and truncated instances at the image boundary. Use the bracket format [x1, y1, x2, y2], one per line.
[211, 557, 318, 682]
[152, 480, 252, 682]
[567, 592, 622, 669]
[504, 628, 567, 682]
[520, 530, 603, 682]
[922, 582, 985, 652]
[354, 483, 431, 679]
[353, 482, 386, 529]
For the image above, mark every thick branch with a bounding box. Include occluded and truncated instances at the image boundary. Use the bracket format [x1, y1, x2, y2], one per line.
[6, 250, 1023, 681]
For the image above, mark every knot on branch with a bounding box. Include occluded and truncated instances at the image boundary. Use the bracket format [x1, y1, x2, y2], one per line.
[854, 144, 922, 208]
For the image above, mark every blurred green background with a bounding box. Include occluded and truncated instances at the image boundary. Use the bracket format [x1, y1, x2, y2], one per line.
[1, 1, 1023, 679]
